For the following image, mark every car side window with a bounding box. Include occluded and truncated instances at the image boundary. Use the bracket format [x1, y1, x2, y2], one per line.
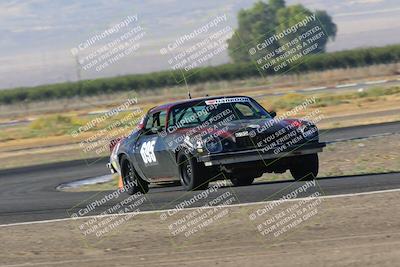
[158, 110, 167, 128]
[145, 110, 167, 132]
[168, 107, 203, 128]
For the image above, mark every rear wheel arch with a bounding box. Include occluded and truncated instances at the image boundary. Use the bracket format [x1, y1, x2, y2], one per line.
[118, 153, 128, 167]
[119, 154, 131, 179]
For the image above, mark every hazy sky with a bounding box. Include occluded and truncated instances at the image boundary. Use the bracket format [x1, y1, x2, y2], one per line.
[0, 0, 399, 89]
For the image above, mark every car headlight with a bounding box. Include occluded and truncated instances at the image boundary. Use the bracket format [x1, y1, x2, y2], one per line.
[204, 137, 223, 153]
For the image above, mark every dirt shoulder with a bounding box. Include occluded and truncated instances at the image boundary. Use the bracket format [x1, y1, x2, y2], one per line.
[1, 190, 399, 267]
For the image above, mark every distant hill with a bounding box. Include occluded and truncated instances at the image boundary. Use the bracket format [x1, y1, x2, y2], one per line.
[0, 0, 399, 89]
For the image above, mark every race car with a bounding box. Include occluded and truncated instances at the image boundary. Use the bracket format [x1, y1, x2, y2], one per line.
[107, 96, 325, 194]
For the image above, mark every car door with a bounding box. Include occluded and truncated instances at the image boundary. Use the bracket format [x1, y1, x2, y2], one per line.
[134, 110, 175, 180]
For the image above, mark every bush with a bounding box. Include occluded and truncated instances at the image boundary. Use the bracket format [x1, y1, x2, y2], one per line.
[29, 115, 85, 136]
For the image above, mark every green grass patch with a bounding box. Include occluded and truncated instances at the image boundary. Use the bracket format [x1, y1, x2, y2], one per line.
[29, 115, 86, 137]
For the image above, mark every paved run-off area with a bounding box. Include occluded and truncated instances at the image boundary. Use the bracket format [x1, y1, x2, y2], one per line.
[1, 190, 399, 267]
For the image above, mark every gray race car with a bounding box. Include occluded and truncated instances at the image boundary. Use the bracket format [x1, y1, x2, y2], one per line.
[107, 96, 325, 194]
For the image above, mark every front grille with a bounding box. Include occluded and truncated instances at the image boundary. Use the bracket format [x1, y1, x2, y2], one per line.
[235, 130, 307, 151]
[236, 133, 273, 149]
[236, 136, 254, 148]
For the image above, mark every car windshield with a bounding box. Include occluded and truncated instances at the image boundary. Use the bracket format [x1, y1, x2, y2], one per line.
[168, 97, 271, 129]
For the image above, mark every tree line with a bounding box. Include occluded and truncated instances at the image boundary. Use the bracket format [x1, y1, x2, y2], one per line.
[1, 44, 399, 104]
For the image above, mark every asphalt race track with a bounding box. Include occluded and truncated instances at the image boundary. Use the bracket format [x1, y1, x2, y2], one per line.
[0, 121, 399, 225]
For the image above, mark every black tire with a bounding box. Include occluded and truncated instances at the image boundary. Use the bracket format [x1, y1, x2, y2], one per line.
[178, 150, 209, 191]
[290, 154, 319, 181]
[120, 155, 149, 195]
[230, 176, 255, 186]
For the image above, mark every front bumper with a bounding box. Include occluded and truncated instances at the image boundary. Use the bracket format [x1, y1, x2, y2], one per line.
[198, 142, 326, 166]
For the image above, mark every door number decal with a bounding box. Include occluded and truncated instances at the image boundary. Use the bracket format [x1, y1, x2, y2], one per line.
[140, 140, 157, 165]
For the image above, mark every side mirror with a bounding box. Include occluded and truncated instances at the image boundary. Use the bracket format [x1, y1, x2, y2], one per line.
[270, 111, 277, 118]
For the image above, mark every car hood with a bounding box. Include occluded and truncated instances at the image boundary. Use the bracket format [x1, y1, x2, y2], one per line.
[175, 118, 309, 139]
[211, 118, 306, 135]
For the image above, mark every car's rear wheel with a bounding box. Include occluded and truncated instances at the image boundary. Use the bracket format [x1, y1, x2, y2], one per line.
[290, 154, 319, 181]
[120, 155, 149, 194]
[178, 150, 209, 191]
[230, 176, 255, 186]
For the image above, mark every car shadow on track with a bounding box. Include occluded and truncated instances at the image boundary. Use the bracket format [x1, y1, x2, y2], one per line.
[149, 171, 400, 194]
[250, 171, 400, 187]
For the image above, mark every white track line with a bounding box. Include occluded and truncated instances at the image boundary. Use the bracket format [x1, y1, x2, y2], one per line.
[1, 187, 400, 228]
[326, 132, 396, 144]
[364, 80, 388, 85]
[336, 83, 358, 88]
[303, 86, 327, 91]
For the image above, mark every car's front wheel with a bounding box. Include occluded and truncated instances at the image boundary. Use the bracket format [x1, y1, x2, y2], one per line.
[178, 150, 209, 191]
[290, 154, 319, 181]
[120, 155, 149, 194]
